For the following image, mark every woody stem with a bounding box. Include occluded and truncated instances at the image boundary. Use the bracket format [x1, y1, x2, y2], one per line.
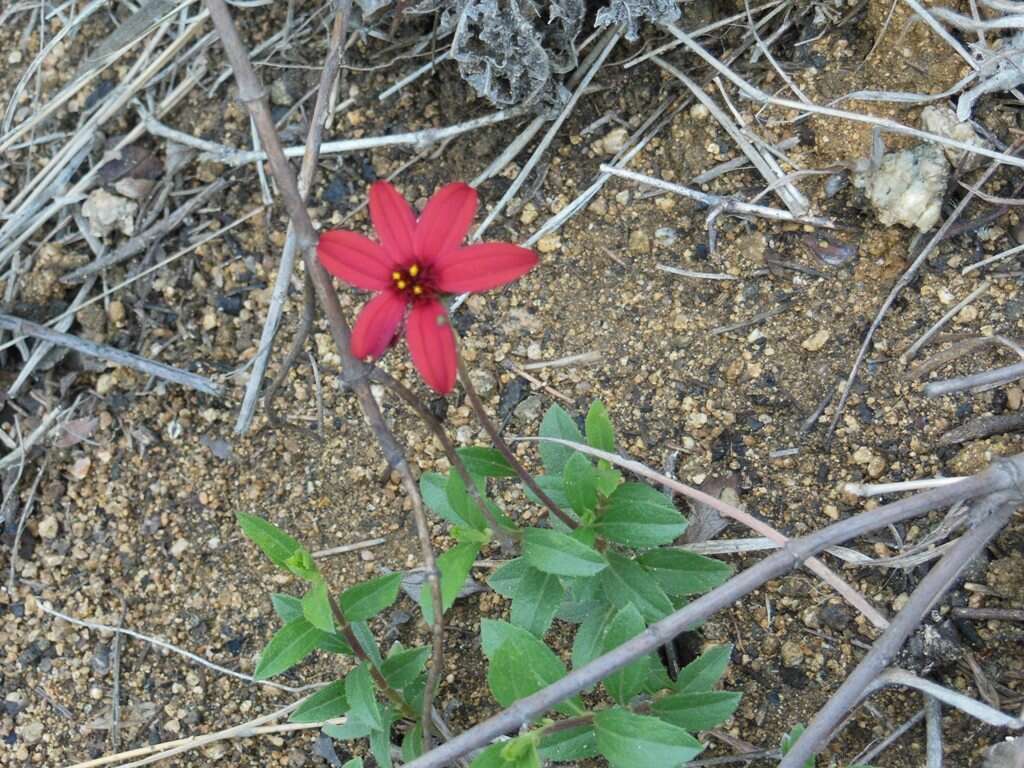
[453, 343, 577, 529]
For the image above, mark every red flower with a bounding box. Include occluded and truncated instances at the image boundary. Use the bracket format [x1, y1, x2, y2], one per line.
[317, 181, 538, 393]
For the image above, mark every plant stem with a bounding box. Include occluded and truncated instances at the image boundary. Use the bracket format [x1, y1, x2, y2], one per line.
[402, 455, 1024, 768]
[370, 368, 519, 548]
[204, 0, 445, 743]
[453, 345, 576, 529]
[328, 596, 416, 719]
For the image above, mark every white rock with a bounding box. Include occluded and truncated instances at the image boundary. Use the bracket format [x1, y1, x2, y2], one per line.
[82, 189, 137, 238]
[859, 144, 949, 232]
[920, 105, 989, 167]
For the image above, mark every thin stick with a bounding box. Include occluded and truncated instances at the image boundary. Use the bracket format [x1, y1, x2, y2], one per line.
[369, 368, 517, 549]
[311, 537, 386, 558]
[456, 351, 576, 530]
[656, 265, 740, 281]
[39, 603, 317, 693]
[777, 502, 1016, 768]
[852, 708, 926, 766]
[924, 360, 1024, 397]
[471, 28, 622, 242]
[520, 351, 602, 370]
[925, 694, 943, 768]
[523, 437, 890, 628]
[0, 314, 221, 396]
[903, 282, 990, 362]
[403, 456, 1022, 768]
[235, 2, 352, 435]
[871, 669, 1021, 728]
[110, 600, 127, 752]
[203, 0, 444, 742]
[844, 477, 966, 497]
[600, 165, 835, 229]
[825, 145, 1013, 439]
[950, 607, 1024, 622]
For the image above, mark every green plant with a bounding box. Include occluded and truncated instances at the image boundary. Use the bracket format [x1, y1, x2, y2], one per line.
[238, 401, 739, 766]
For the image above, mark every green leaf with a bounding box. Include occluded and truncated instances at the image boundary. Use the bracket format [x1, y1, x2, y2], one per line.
[271, 593, 304, 623]
[557, 575, 604, 625]
[572, 606, 615, 671]
[339, 572, 402, 622]
[510, 566, 565, 637]
[523, 528, 606, 577]
[458, 446, 517, 477]
[381, 645, 430, 689]
[488, 557, 528, 598]
[501, 736, 542, 768]
[421, 541, 481, 625]
[237, 512, 302, 568]
[638, 549, 733, 596]
[369, 708, 395, 768]
[345, 663, 382, 732]
[523, 474, 571, 511]
[539, 723, 599, 762]
[323, 717, 373, 740]
[254, 619, 320, 679]
[290, 680, 348, 723]
[652, 690, 742, 731]
[599, 552, 673, 622]
[585, 401, 615, 453]
[674, 644, 733, 694]
[601, 604, 653, 704]
[446, 471, 488, 531]
[780, 724, 815, 768]
[401, 723, 424, 762]
[563, 453, 599, 517]
[539, 404, 584, 475]
[421, 472, 457, 523]
[593, 708, 704, 768]
[482, 620, 581, 716]
[270, 593, 353, 655]
[349, 621, 382, 667]
[283, 548, 320, 581]
[595, 465, 624, 497]
[596, 484, 686, 547]
[470, 743, 507, 768]
[302, 580, 334, 633]
[341, 760, 364, 768]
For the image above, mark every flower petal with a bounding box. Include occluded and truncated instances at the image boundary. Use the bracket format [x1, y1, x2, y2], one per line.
[369, 181, 416, 260]
[317, 230, 394, 290]
[406, 300, 456, 394]
[414, 182, 478, 261]
[350, 291, 407, 360]
[433, 243, 539, 293]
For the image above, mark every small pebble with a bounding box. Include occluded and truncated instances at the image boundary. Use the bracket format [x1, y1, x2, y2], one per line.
[801, 329, 830, 352]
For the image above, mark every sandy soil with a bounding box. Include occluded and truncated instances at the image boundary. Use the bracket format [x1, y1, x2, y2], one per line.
[2, 1, 1023, 766]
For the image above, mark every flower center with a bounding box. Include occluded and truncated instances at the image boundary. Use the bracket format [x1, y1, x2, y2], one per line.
[391, 263, 429, 298]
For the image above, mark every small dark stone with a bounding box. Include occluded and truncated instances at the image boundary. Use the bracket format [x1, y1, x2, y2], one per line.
[991, 388, 1008, 415]
[955, 400, 973, 419]
[91, 644, 111, 675]
[216, 294, 243, 316]
[780, 666, 810, 689]
[225, 636, 244, 655]
[450, 308, 476, 334]
[3, 731, 15, 746]
[498, 377, 530, 421]
[742, 414, 764, 432]
[18, 639, 50, 668]
[4, 699, 24, 717]
[270, 106, 290, 123]
[313, 733, 342, 767]
[324, 177, 348, 205]
[693, 243, 709, 261]
[428, 397, 448, 423]
[855, 401, 875, 424]
[816, 463, 830, 483]
[820, 603, 851, 631]
[11, 603, 25, 618]
[84, 79, 115, 110]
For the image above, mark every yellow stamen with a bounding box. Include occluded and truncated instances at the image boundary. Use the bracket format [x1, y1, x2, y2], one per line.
[413, 285, 423, 295]
[409, 264, 420, 277]
[392, 271, 401, 281]
[397, 280, 407, 290]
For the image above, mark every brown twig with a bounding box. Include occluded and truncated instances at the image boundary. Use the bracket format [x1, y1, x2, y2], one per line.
[328, 595, 416, 719]
[369, 367, 518, 549]
[203, 0, 444, 743]
[454, 346, 577, 529]
[777, 500, 1017, 768]
[0, 313, 221, 396]
[403, 455, 1024, 768]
